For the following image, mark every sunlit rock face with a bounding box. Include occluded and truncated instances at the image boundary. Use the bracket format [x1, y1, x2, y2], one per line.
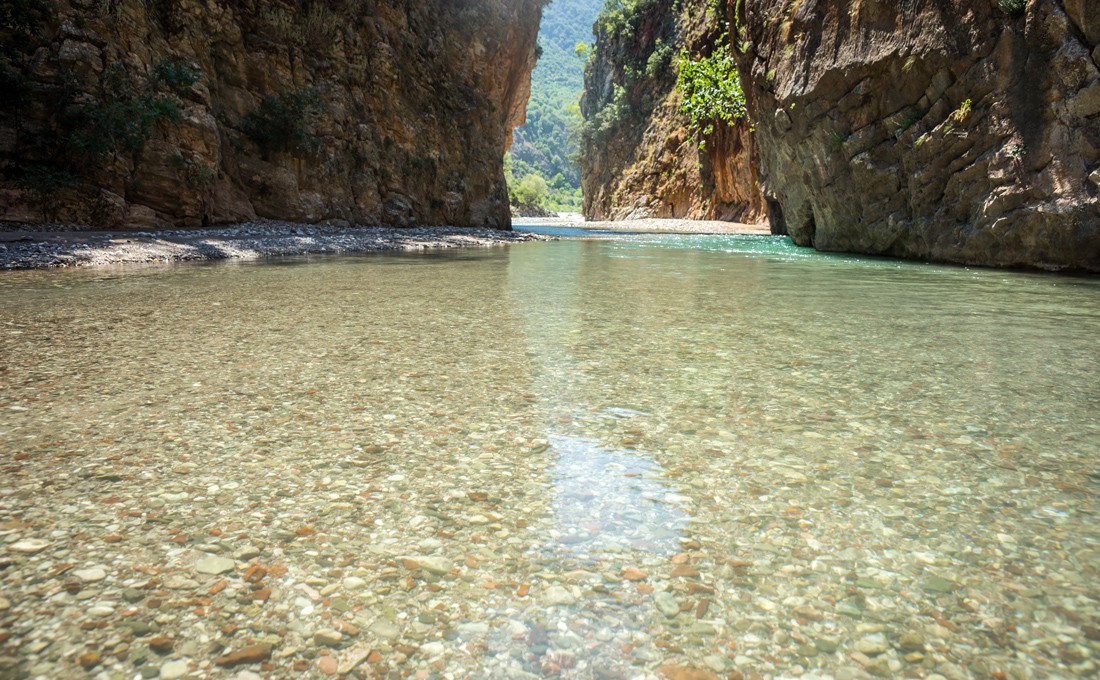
[0, 0, 542, 229]
[737, 0, 1100, 270]
[580, 0, 765, 223]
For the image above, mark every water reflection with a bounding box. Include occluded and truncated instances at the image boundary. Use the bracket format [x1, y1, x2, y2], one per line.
[545, 432, 689, 556]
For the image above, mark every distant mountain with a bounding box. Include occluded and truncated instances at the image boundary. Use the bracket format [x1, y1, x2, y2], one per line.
[508, 0, 603, 211]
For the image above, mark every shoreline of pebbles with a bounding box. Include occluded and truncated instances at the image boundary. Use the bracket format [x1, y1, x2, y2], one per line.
[0, 222, 547, 270]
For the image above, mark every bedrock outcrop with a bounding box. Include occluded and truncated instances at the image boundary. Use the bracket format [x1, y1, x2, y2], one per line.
[737, 0, 1100, 270]
[0, 0, 541, 229]
[580, 0, 764, 222]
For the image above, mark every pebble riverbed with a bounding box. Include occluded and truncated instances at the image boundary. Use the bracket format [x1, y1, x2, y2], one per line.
[1, 234, 1098, 679]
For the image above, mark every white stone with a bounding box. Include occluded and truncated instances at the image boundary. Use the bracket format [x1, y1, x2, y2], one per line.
[9, 539, 49, 554]
[160, 659, 190, 679]
[74, 567, 107, 582]
[543, 585, 576, 606]
[194, 555, 235, 575]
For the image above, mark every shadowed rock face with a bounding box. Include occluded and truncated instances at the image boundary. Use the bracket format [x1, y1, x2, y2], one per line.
[736, 0, 1100, 270]
[580, 0, 765, 223]
[0, 0, 542, 229]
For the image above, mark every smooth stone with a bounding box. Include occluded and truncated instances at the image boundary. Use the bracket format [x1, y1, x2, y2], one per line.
[159, 660, 189, 679]
[897, 632, 925, 652]
[313, 629, 343, 647]
[865, 656, 893, 677]
[856, 637, 888, 656]
[369, 620, 400, 639]
[402, 556, 453, 576]
[10, 539, 49, 553]
[233, 545, 261, 561]
[457, 622, 489, 637]
[543, 585, 576, 606]
[164, 576, 199, 590]
[922, 575, 956, 593]
[195, 555, 235, 575]
[88, 605, 115, 618]
[0, 597, 10, 610]
[815, 639, 839, 653]
[655, 591, 680, 618]
[123, 588, 146, 603]
[419, 641, 445, 657]
[74, 567, 107, 582]
[342, 576, 366, 591]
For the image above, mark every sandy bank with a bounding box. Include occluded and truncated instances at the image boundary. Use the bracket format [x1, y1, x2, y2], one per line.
[513, 215, 772, 235]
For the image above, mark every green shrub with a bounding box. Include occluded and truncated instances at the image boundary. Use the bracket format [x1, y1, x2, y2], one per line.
[64, 59, 199, 164]
[511, 173, 549, 208]
[998, 0, 1026, 17]
[676, 36, 747, 147]
[15, 166, 77, 221]
[241, 88, 324, 156]
[0, 0, 51, 57]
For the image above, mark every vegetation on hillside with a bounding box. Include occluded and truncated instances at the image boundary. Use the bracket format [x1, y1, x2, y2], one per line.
[578, 0, 676, 159]
[508, 0, 602, 213]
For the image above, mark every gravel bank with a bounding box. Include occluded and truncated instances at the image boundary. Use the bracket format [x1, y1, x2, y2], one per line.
[0, 222, 546, 270]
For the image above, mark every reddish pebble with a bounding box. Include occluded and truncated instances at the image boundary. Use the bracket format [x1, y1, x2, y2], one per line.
[318, 656, 338, 675]
[214, 643, 272, 667]
[622, 567, 648, 581]
[658, 666, 721, 680]
[670, 564, 699, 578]
[148, 635, 173, 654]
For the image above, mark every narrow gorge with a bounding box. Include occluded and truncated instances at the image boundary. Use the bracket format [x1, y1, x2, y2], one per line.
[0, 0, 542, 229]
[580, 0, 764, 222]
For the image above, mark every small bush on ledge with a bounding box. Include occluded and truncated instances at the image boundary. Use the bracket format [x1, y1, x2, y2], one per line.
[241, 88, 324, 156]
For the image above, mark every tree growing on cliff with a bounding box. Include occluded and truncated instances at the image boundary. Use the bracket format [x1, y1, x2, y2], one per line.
[676, 35, 747, 148]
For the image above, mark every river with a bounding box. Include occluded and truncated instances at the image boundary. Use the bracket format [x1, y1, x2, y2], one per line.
[1, 230, 1097, 678]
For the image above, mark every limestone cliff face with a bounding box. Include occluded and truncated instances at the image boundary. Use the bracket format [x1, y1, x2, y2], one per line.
[737, 0, 1100, 270]
[580, 0, 764, 222]
[0, 0, 541, 229]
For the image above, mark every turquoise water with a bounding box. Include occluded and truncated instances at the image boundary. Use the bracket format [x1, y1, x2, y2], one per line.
[1, 232, 1098, 678]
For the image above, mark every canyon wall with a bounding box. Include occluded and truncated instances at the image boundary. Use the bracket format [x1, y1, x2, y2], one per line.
[580, 0, 764, 222]
[737, 0, 1100, 270]
[0, 0, 542, 229]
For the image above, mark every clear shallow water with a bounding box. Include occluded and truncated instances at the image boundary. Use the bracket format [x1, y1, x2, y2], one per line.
[1, 235, 1099, 679]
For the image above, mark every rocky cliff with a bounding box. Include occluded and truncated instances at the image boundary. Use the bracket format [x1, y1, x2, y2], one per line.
[0, 0, 542, 229]
[737, 0, 1100, 270]
[580, 0, 764, 222]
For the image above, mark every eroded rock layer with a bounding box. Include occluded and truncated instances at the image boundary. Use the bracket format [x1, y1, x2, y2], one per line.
[580, 0, 764, 222]
[737, 0, 1100, 270]
[0, 0, 541, 229]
